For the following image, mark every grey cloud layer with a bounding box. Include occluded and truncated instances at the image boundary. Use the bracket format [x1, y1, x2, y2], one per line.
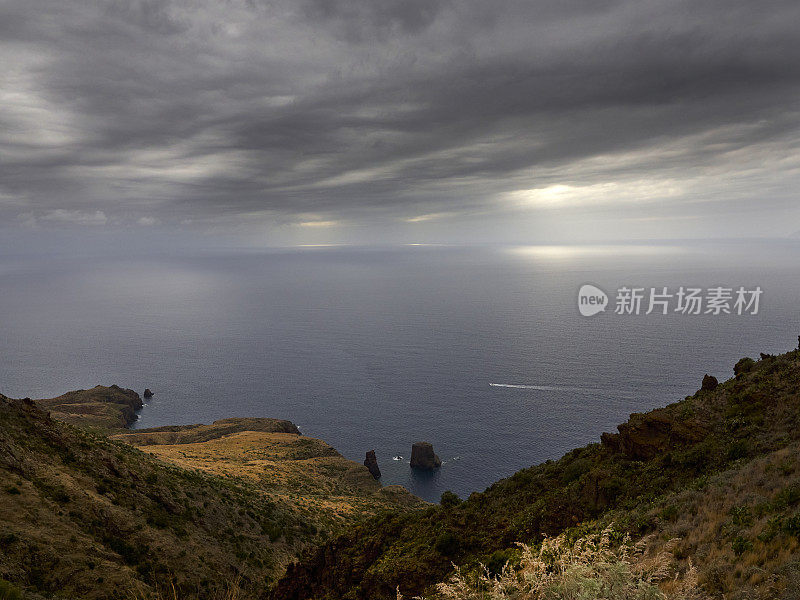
[2, 0, 800, 236]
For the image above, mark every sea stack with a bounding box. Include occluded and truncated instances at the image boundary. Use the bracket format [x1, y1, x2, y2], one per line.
[364, 450, 381, 479]
[410, 441, 441, 470]
[143, 389, 153, 399]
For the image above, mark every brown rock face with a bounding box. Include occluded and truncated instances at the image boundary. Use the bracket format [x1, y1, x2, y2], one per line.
[601, 409, 708, 460]
[143, 389, 154, 399]
[701, 374, 718, 392]
[410, 441, 441, 470]
[364, 449, 381, 479]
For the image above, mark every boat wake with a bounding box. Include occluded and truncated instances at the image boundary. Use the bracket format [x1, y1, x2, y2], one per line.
[489, 383, 636, 397]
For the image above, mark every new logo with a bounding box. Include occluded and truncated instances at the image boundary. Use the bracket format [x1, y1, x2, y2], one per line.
[578, 284, 608, 317]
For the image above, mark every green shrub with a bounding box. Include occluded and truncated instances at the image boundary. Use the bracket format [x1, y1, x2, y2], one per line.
[727, 440, 749, 462]
[758, 517, 783, 543]
[37, 481, 71, 504]
[0, 578, 23, 600]
[773, 485, 800, 510]
[440, 491, 462, 509]
[661, 504, 679, 522]
[783, 511, 800, 537]
[732, 535, 753, 556]
[485, 549, 516, 576]
[145, 506, 171, 529]
[597, 476, 625, 503]
[435, 531, 460, 556]
[261, 521, 282, 542]
[561, 458, 592, 484]
[729, 506, 753, 527]
[734, 357, 755, 376]
[104, 535, 147, 565]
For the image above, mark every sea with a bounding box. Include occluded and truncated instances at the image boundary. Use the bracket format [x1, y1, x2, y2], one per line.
[2, 241, 798, 502]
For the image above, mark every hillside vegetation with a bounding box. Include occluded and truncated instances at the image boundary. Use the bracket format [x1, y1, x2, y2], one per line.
[0, 393, 423, 599]
[271, 347, 800, 600]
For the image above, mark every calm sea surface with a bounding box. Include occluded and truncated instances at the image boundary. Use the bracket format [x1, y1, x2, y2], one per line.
[2, 242, 798, 501]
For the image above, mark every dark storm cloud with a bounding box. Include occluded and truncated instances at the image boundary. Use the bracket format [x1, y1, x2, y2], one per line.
[105, 0, 191, 35]
[2, 0, 800, 238]
[300, 0, 450, 41]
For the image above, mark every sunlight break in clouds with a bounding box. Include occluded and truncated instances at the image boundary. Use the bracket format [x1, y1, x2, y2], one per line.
[506, 181, 686, 210]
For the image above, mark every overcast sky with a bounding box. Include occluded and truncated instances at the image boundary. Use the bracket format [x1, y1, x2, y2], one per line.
[2, 0, 800, 247]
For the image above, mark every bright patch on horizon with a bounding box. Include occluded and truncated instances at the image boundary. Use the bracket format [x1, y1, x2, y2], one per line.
[506, 245, 688, 260]
[296, 220, 339, 228]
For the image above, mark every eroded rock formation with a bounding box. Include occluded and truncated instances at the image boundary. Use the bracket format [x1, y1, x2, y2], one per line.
[364, 449, 381, 479]
[410, 441, 441, 470]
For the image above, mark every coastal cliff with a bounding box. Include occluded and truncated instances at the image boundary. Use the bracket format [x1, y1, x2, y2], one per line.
[35, 384, 143, 429]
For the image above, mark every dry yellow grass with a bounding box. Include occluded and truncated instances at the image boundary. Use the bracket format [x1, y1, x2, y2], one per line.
[113, 425, 425, 529]
[399, 526, 706, 600]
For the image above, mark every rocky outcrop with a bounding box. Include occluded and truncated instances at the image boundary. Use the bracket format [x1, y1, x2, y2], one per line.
[701, 374, 718, 392]
[143, 388, 153, 399]
[364, 449, 381, 479]
[410, 441, 441, 470]
[734, 357, 755, 376]
[601, 408, 709, 460]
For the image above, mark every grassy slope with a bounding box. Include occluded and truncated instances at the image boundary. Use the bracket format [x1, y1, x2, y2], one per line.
[112, 422, 424, 534]
[606, 440, 800, 599]
[0, 395, 423, 599]
[270, 348, 800, 600]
